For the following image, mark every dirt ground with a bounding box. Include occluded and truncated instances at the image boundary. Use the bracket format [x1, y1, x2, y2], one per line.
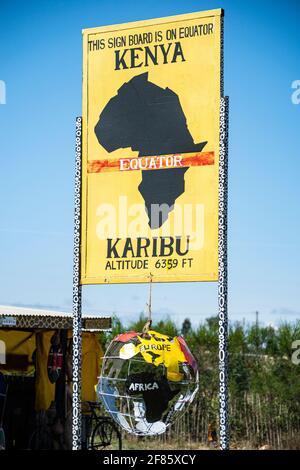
[122, 437, 216, 450]
[121, 437, 275, 450]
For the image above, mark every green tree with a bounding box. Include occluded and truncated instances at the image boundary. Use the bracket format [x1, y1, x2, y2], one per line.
[181, 318, 192, 337]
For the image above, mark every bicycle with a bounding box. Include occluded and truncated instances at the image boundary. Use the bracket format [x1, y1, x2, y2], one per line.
[83, 401, 122, 451]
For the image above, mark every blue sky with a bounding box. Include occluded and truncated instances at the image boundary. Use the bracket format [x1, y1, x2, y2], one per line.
[0, 0, 299, 327]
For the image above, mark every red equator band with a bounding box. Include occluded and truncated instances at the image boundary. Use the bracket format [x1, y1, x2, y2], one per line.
[87, 151, 214, 173]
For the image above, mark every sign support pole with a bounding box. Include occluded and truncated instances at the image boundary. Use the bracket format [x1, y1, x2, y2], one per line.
[72, 116, 83, 450]
[218, 96, 229, 450]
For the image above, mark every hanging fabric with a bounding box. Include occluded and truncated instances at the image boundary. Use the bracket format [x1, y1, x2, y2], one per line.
[47, 331, 63, 384]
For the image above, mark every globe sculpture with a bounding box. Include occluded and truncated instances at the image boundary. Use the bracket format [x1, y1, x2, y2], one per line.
[96, 329, 199, 436]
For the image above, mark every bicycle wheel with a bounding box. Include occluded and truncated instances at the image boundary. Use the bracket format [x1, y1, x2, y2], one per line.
[91, 419, 122, 450]
[28, 428, 53, 450]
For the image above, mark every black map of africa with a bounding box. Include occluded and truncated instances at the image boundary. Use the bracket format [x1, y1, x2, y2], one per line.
[94, 72, 207, 229]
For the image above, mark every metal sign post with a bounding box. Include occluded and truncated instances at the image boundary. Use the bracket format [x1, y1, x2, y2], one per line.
[72, 116, 83, 450]
[218, 96, 229, 450]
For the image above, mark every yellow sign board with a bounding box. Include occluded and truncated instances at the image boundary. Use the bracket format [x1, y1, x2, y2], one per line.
[81, 9, 223, 284]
